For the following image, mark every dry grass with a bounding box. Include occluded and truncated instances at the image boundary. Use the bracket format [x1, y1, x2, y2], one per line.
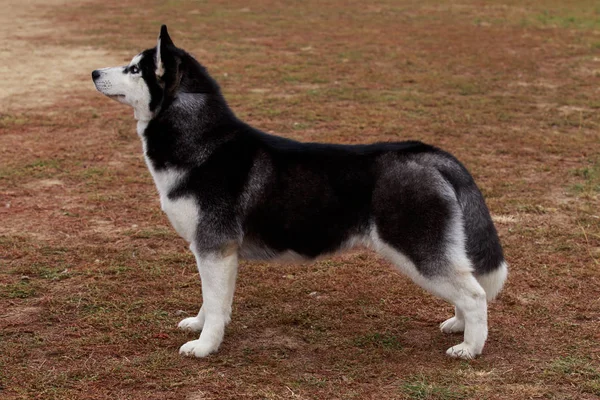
[1, 0, 599, 399]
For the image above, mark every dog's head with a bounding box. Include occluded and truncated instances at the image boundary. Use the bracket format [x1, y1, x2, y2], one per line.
[92, 25, 220, 120]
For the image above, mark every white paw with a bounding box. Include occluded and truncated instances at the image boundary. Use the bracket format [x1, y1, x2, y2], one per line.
[179, 339, 218, 358]
[440, 317, 465, 333]
[446, 342, 479, 360]
[177, 317, 204, 333]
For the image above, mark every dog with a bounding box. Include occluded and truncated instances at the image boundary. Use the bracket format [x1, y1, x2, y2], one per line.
[92, 25, 507, 360]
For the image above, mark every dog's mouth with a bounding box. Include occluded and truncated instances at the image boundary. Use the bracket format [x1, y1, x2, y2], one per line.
[93, 80, 125, 102]
[103, 93, 128, 104]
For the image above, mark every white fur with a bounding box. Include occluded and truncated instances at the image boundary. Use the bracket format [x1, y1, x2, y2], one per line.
[179, 244, 238, 357]
[151, 168, 198, 243]
[178, 306, 205, 333]
[155, 37, 164, 77]
[93, 54, 153, 122]
[439, 183, 472, 275]
[135, 122, 200, 244]
[130, 54, 143, 66]
[161, 195, 200, 243]
[440, 307, 465, 333]
[136, 120, 149, 139]
[370, 225, 488, 359]
[476, 261, 508, 301]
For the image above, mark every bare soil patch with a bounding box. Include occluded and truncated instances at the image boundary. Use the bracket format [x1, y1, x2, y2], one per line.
[0, 0, 123, 112]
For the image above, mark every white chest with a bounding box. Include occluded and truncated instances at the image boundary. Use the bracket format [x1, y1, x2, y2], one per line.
[137, 121, 200, 243]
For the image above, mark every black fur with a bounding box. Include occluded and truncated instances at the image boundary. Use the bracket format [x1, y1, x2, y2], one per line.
[138, 26, 505, 277]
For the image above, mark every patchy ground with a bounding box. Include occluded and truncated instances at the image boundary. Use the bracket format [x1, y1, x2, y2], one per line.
[1, 0, 599, 399]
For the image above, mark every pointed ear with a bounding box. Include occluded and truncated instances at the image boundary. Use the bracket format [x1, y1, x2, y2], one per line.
[155, 25, 182, 103]
[156, 25, 175, 78]
[159, 25, 174, 47]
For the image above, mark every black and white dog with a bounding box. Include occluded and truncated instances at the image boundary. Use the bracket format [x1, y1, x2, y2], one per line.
[92, 26, 507, 360]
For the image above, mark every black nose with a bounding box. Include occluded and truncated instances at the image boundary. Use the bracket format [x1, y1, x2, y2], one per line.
[92, 70, 101, 80]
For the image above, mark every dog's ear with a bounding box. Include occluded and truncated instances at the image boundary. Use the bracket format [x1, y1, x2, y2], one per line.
[155, 25, 182, 101]
[159, 25, 174, 48]
[155, 25, 175, 78]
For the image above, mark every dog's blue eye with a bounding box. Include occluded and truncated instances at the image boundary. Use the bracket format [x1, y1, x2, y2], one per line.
[130, 66, 140, 74]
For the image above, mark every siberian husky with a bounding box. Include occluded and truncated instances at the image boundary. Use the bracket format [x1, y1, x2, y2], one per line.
[92, 25, 508, 360]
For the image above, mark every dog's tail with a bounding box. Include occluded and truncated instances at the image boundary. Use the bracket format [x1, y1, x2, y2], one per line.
[438, 154, 508, 301]
[457, 181, 508, 301]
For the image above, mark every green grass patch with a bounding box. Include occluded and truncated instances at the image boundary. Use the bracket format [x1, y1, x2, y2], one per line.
[0, 158, 64, 183]
[0, 113, 31, 128]
[571, 159, 600, 196]
[534, 10, 600, 30]
[449, 79, 486, 96]
[545, 356, 600, 396]
[353, 332, 403, 350]
[400, 375, 467, 400]
[292, 374, 328, 388]
[2, 281, 37, 299]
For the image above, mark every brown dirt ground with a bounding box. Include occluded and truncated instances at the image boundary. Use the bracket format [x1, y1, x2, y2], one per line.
[1, 0, 599, 399]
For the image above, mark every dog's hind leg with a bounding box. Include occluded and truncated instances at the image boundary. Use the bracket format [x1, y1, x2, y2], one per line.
[179, 243, 238, 358]
[433, 272, 488, 359]
[372, 230, 488, 359]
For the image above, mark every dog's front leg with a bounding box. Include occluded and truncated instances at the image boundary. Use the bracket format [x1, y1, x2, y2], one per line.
[177, 305, 205, 333]
[179, 243, 238, 358]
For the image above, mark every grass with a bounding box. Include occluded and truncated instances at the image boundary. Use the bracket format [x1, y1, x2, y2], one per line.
[572, 159, 600, 196]
[545, 356, 600, 396]
[532, 9, 600, 30]
[400, 376, 467, 400]
[3, 281, 37, 299]
[1, 0, 600, 399]
[353, 332, 404, 350]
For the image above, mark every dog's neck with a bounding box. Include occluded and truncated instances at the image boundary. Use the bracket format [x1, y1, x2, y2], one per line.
[136, 119, 149, 137]
[134, 108, 153, 123]
[134, 105, 154, 140]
